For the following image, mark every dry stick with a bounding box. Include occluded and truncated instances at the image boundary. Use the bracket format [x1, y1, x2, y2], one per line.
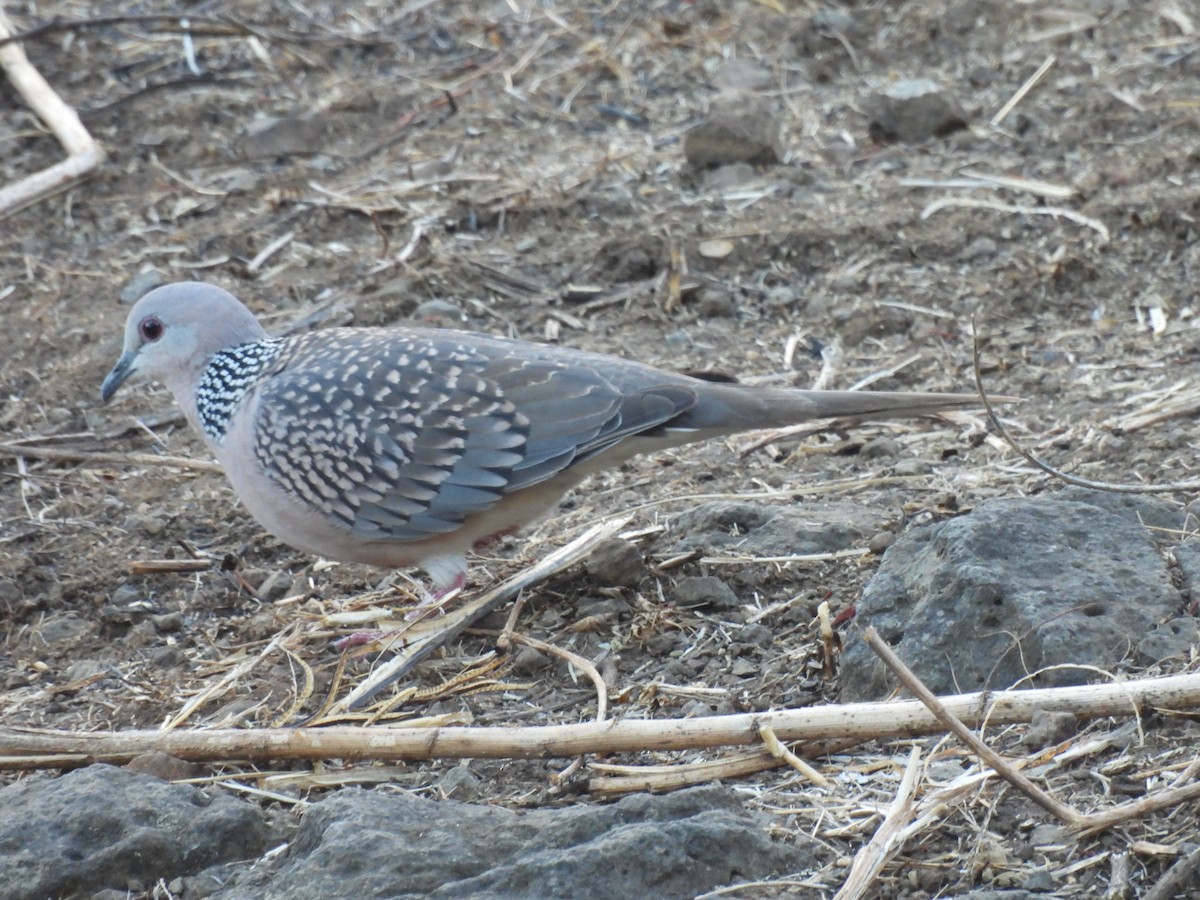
[499, 631, 609, 782]
[1143, 845, 1200, 900]
[865, 628, 1200, 835]
[589, 750, 784, 795]
[335, 515, 634, 711]
[992, 55, 1056, 126]
[834, 746, 923, 900]
[864, 626, 1086, 826]
[0, 443, 221, 474]
[5, 670, 1200, 770]
[128, 559, 213, 575]
[970, 327, 1200, 493]
[921, 197, 1109, 243]
[0, 9, 105, 216]
[757, 724, 829, 786]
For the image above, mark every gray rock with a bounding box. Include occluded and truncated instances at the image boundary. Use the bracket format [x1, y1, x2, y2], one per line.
[1137, 619, 1197, 666]
[684, 95, 783, 169]
[670, 500, 887, 557]
[36, 613, 90, 645]
[865, 79, 969, 144]
[840, 496, 1182, 700]
[0, 765, 269, 900]
[1020, 710, 1078, 749]
[586, 538, 648, 587]
[213, 785, 813, 899]
[673, 575, 741, 610]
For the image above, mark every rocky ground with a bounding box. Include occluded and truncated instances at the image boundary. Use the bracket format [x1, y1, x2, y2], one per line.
[3, 1, 1200, 897]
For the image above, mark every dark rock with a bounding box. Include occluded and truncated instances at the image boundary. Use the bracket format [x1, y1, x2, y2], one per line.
[1020, 710, 1078, 749]
[867, 532, 896, 555]
[865, 79, 969, 144]
[860, 436, 902, 459]
[36, 613, 90, 645]
[211, 785, 814, 899]
[437, 766, 484, 801]
[840, 496, 1181, 700]
[586, 539, 647, 587]
[684, 95, 783, 169]
[124, 751, 202, 782]
[672, 575, 741, 610]
[0, 765, 269, 900]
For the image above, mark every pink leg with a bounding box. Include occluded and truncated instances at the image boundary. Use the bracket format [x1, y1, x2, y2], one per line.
[332, 571, 467, 651]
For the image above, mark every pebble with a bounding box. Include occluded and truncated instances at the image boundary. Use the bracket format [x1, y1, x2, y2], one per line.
[693, 287, 737, 318]
[867, 531, 896, 555]
[586, 539, 648, 587]
[64, 659, 106, 681]
[124, 751, 199, 782]
[672, 576, 741, 610]
[865, 79, 969, 144]
[437, 765, 483, 801]
[860, 436, 902, 459]
[684, 94, 783, 169]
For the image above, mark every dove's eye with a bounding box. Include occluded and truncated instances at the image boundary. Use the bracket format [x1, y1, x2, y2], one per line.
[139, 316, 164, 342]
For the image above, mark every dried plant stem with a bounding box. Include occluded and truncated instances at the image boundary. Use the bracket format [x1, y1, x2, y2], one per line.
[0, 443, 220, 474]
[0, 10, 105, 216]
[4, 669, 1200, 769]
[834, 746, 923, 900]
[864, 626, 1085, 825]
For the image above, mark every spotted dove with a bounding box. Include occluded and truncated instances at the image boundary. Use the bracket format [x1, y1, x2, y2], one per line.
[101, 282, 987, 599]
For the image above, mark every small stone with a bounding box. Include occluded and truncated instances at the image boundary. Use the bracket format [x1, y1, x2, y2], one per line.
[890, 458, 933, 477]
[712, 59, 773, 92]
[510, 646, 553, 674]
[119, 269, 166, 304]
[701, 162, 760, 192]
[255, 570, 293, 603]
[438, 765, 483, 801]
[149, 646, 187, 668]
[1021, 709, 1079, 748]
[151, 612, 183, 633]
[685, 94, 783, 169]
[124, 750, 200, 781]
[731, 658, 758, 677]
[673, 576, 740, 610]
[865, 79, 969, 144]
[37, 614, 90, 645]
[867, 532, 896, 555]
[109, 583, 145, 606]
[586, 539, 647, 587]
[693, 287, 737, 318]
[1022, 869, 1056, 892]
[123, 514, 165, 537]
[64, 659, 106, 681]
[697, 239, 734, 259]
[860, 436, 902, 459]
[576, 596, 629, 619]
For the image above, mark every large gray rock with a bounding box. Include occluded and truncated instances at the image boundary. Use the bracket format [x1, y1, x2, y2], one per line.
[840, 494, 1187, 700]
[216, 784, 814, 900]
[0, 765, 270, 900]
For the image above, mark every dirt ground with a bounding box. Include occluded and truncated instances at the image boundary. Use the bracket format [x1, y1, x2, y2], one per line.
[2, 0, 1200, 896]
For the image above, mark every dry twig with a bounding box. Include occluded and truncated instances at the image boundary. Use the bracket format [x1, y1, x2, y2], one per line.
[0, 9, 105, 216]
[4, 669, 1200, 769]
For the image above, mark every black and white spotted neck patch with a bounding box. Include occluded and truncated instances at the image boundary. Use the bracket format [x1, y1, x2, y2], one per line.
[195, 339, 283, 443]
